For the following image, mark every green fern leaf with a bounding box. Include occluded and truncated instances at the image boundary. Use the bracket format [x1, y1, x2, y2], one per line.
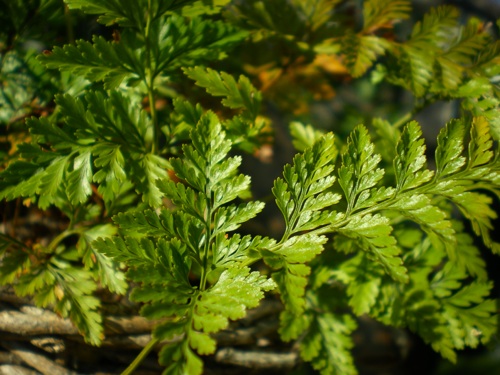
[196, 267, 275, 327]
[442, 282, 497, 348]
[342, 33, 390, 78]
[172, 98, 204, 128]
[452, 191, 499, 252]
[405, 288, 457, 362]
[398, 47, 434, 96]
[468, 116, 494, 168]
[409, 6, 458, 47]
[92, 144, 127, 201]
[291, 0, 342, 32]
[212, 202, 265, 233]
[67, 150, 93, 205]
[160, 343, 203, 375]
[338, 125, 390, 212]
[182, 0, 232, 17]
[184, 67, 261, 118]
[0, 236, 31, 285]
[263, 235, 327, 336]
[153, 16, 247, 76]
[274, 133, 340, 235]
[432, 117, 500, 252]
[39, 36, 140, 89]
[65, 0, 146, 27]
[300, 312, 357, 375]
[213, 235, 275, 268]
[389, 6, 460, 96]
[362, 0, 411, 33]
[431, 264, 497, 351]
[37, 155, 72, 209]
[435, 119, 466, 178]
[338, 213, 408, 282]
[112, 209, 170, 236]
[136, 153, 170, 207]
[15, 259, 103, 346]
[444, 22, 489, 65]
[92, 236, 158, 267]
[273, 263, 312, 340]
[435, 22, 489, 90]
[451, 221, 487, 281]
[149, 267, 274, 374]
[338, 253, 384, 315]
[77, 224, 127, 294]
[394, 121, 434, 191]
[388, 194, 455, 258]
[0, 161, 45, 201]
[290, 121, 325, 151]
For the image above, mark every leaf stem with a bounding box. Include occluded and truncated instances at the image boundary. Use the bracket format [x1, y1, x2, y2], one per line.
[63, 3, 75, 44]
[121, 337, 159, 375]
[392, 111, 412, 129]
[0, 232, 32, 251]
[200, 195, 213, 291]
[144, 0, 160, 154]
[47, 229, 82, 252]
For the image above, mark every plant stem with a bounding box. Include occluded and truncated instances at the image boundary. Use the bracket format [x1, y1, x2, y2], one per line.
[144, 0, 160, 154]
[0, 232, 32, 251]
[47, 229, 81, 252]
[63, 3, 74, 44]
[121, 337, 159, 375]
[392, 111, 412, 129]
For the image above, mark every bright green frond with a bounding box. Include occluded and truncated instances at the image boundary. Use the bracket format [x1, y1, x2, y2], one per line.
[300, 312, 357, 375]
[394, 121, 434, 191]
[338, 125, 387, 212]
[338, 214, 408, 283]
[435, 119, 466, 177]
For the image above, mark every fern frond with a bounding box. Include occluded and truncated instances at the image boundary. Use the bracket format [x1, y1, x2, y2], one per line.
[434, 22, 489, 90]
[0, 91, 170, 208]
[65, 0, 147, 27]
[77, 224, 128, 294]
[291, 0, 342, 31]
[301, 312, 357, 375]
[267, 133, 342, 340]
[451, 222, 488, 281]
[184, 67, 261, 119]
[337, 252, 384, 315]
[342, 34, 390, 77]
[92, 114, 274, 374]
[394, 121, 434, 191]
[15, 258, 103, 345]
[362, 0, 411, 33]
[432, 117, 500, 253]
[290, 121, 325, 151]
[151, 15, 247, 77]
[337, 214, 408, 282]
[338, 125, 391, 212]
[39, 36, 140, 89]
[409, 5, 458, 48]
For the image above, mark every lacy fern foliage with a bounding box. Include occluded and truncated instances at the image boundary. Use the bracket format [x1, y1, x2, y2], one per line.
[0, 1, 499, 375]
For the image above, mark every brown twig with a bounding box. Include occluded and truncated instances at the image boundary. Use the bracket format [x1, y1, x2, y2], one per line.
[238, 299, 283, 326]
[215, 318, 279, 346]
[0, 364, 40, 375]
[214, 347, 298, 369]
[1, 341, 77, 375]
[0, 306, 158, 337]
